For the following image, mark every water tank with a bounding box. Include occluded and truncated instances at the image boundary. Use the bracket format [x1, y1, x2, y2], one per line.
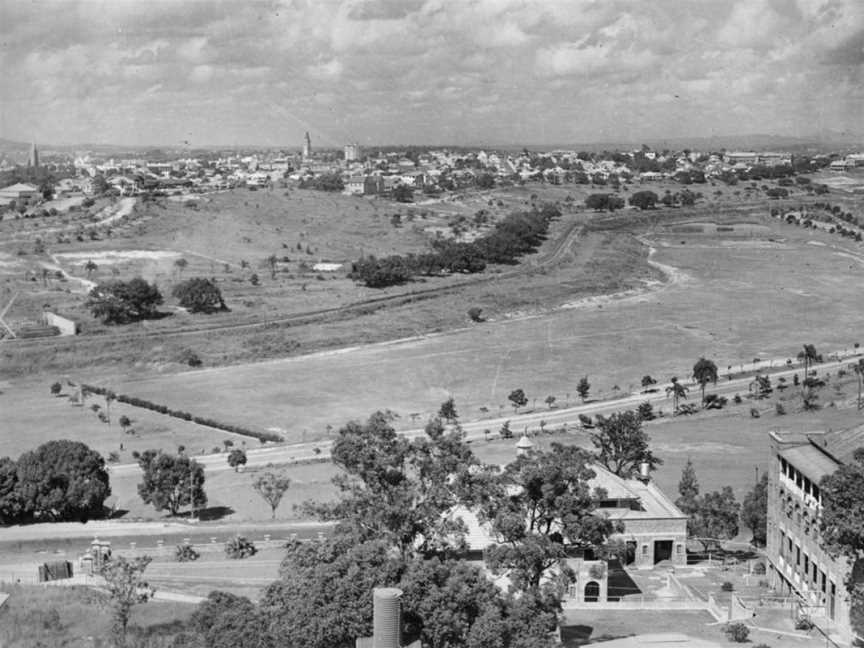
[373, 587, 402, 648]
[639, 461, 651, 480]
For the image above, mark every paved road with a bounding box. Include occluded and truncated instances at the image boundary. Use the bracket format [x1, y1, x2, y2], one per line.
[108, 347, 863, 477]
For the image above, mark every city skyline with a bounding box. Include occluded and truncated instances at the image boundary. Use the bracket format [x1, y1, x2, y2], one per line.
[1, 0, 863, 147]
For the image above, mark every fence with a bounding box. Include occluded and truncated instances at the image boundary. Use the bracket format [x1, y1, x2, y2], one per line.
[563, 595, 708, 611]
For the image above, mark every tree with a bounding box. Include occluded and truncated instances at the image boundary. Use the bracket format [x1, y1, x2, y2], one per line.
[590, 410, 662, 477]
[692, 358, 718, 405]
[393, 184, 414, 203]
[266, 254, 278, 279]
[676, 459, 700, 519]
[190, 591, 274, 648]
[303, 412, 488, 558]
[119, 415, 131, 434]
[508, 389, 528, 413]
[689, 487, 740, 551]
[84, 259, 98, 278]
[481, 443, 619, 593]
[92, 174, 110, 195]
[641, 375, 657, 389]
[87, 277, 163, 324]
[100, 555, 155, 647]
[851, 359, 864, 410]
[50, 381, 62, 396]
[172, 277, 226, 313]
[577, 376, 590, 402]
[666, 376, 689, 413]
[438, 397, 458, 424]
[0, 457, 23, 525]
[798, 344, 820, 377]
[227, 448, 247, 472]
[544, 395, 556, 409]
[136, 450, 206, 516]
[629, 190, 659, 210]
[264, 538, 405, 648]
[819, 449, 864, 637]
[15, 440, 111, 522]
[253, 472, 292, 520]
[741, 473, 768, 546]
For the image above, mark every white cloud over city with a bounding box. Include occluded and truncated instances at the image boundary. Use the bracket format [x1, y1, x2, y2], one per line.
[0, 0, 862, 146]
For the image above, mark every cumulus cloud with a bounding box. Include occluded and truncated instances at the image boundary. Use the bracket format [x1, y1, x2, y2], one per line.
[0, 0, 862, 145]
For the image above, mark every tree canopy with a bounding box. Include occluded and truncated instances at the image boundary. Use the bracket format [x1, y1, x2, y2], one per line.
[14, 440, 111, 522]
[172, 277, 226, 313]
[481, 443, 619, 593]
[741, 472, 768, 546]
[590, 410, 662, 478]
[87, 277, 163, 324]
[136, 450, 206, 516]
[692, 358, 719, 405]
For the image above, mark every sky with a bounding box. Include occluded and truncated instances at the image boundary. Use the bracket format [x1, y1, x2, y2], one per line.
[0, 0, 862, 147]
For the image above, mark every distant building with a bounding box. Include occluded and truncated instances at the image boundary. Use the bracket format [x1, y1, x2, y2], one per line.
[27, 142, 39, 168]
[344, 143, 360, 162]
[302, 131, 312, 158]
[0, 182, 39, 202]
[346, 175, 384, 195]
[766, 425, 864, 645]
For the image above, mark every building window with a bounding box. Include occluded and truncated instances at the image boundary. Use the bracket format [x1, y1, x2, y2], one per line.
[676, 544, 683, 554]
[796, 545, 800, 567]
[642, 545, 648, 556]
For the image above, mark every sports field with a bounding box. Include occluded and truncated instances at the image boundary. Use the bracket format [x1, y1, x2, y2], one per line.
[114, 217, 864, 442]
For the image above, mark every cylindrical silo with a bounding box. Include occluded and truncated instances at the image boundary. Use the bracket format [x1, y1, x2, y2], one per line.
[372, 587, 402, 648]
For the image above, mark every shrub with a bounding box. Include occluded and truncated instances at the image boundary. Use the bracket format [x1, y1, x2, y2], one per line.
[50, 381, 62, 396]
[225, 536, 257, 559]
[750, 407, 761, 418]
[752, 561, 766, 575]
[775, 403, 786, 416]
[724, 622, 749, 642]
[176, 543, 200, 562]
[733, 393, 742, 404]
[721, 581, 734, 592]
[176, 348, 202, 367]
[795, 618, 814, 631]
[637, 401, 655, 420]
[467, 306, 484, 322]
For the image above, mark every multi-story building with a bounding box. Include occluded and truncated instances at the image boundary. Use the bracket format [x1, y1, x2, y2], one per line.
[344, 143, 360, 162]
[766, 426, 864, 645]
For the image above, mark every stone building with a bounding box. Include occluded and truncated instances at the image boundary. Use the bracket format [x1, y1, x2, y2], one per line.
[766, 425, 864, 645]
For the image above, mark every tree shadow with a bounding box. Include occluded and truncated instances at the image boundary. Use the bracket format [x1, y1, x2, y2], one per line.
[178, 506, 235, 521]
[107, 508, 130, 520]
[560, 625, 636, 647]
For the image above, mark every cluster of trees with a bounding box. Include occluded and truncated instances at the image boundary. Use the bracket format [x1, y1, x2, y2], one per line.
[0, 440, 111, 525]
[350, 204, 560, 288]
[89, 276, 228, 323]
[675, 460, 767, 550]
[165, 406, 632, 647]
[299, 173, 344, 192]
[585, 193, 625, 212]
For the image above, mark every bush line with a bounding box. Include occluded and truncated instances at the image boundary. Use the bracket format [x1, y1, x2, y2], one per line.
[81, 384, 283, 443]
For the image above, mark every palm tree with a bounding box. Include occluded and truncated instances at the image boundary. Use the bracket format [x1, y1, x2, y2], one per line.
[692, 358, 718, 406]
[797, 344, 819, 378]
[852, 359, 864, 411]
[84, 259, 97, 278]
[174, 257, 188, 278]
[666, 377, 689, 413]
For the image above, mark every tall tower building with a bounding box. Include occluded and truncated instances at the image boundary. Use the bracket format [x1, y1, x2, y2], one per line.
[302, 132, 312, 158]
[27, 142, 39, 168]
[344, 143, 360, 162]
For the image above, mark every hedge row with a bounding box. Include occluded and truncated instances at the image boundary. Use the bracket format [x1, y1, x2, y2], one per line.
[81, 384, 283, 443]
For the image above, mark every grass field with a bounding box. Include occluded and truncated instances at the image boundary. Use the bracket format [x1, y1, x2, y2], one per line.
[97, 213, 864, 445]
[0, 583, 194, 648]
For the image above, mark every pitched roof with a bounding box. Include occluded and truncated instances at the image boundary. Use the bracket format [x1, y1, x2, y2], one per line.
[807, 424, 864, 464]
[780, 444, 839, 484]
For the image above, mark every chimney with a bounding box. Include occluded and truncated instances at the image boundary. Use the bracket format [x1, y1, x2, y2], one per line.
[372, 588, 402, 648]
